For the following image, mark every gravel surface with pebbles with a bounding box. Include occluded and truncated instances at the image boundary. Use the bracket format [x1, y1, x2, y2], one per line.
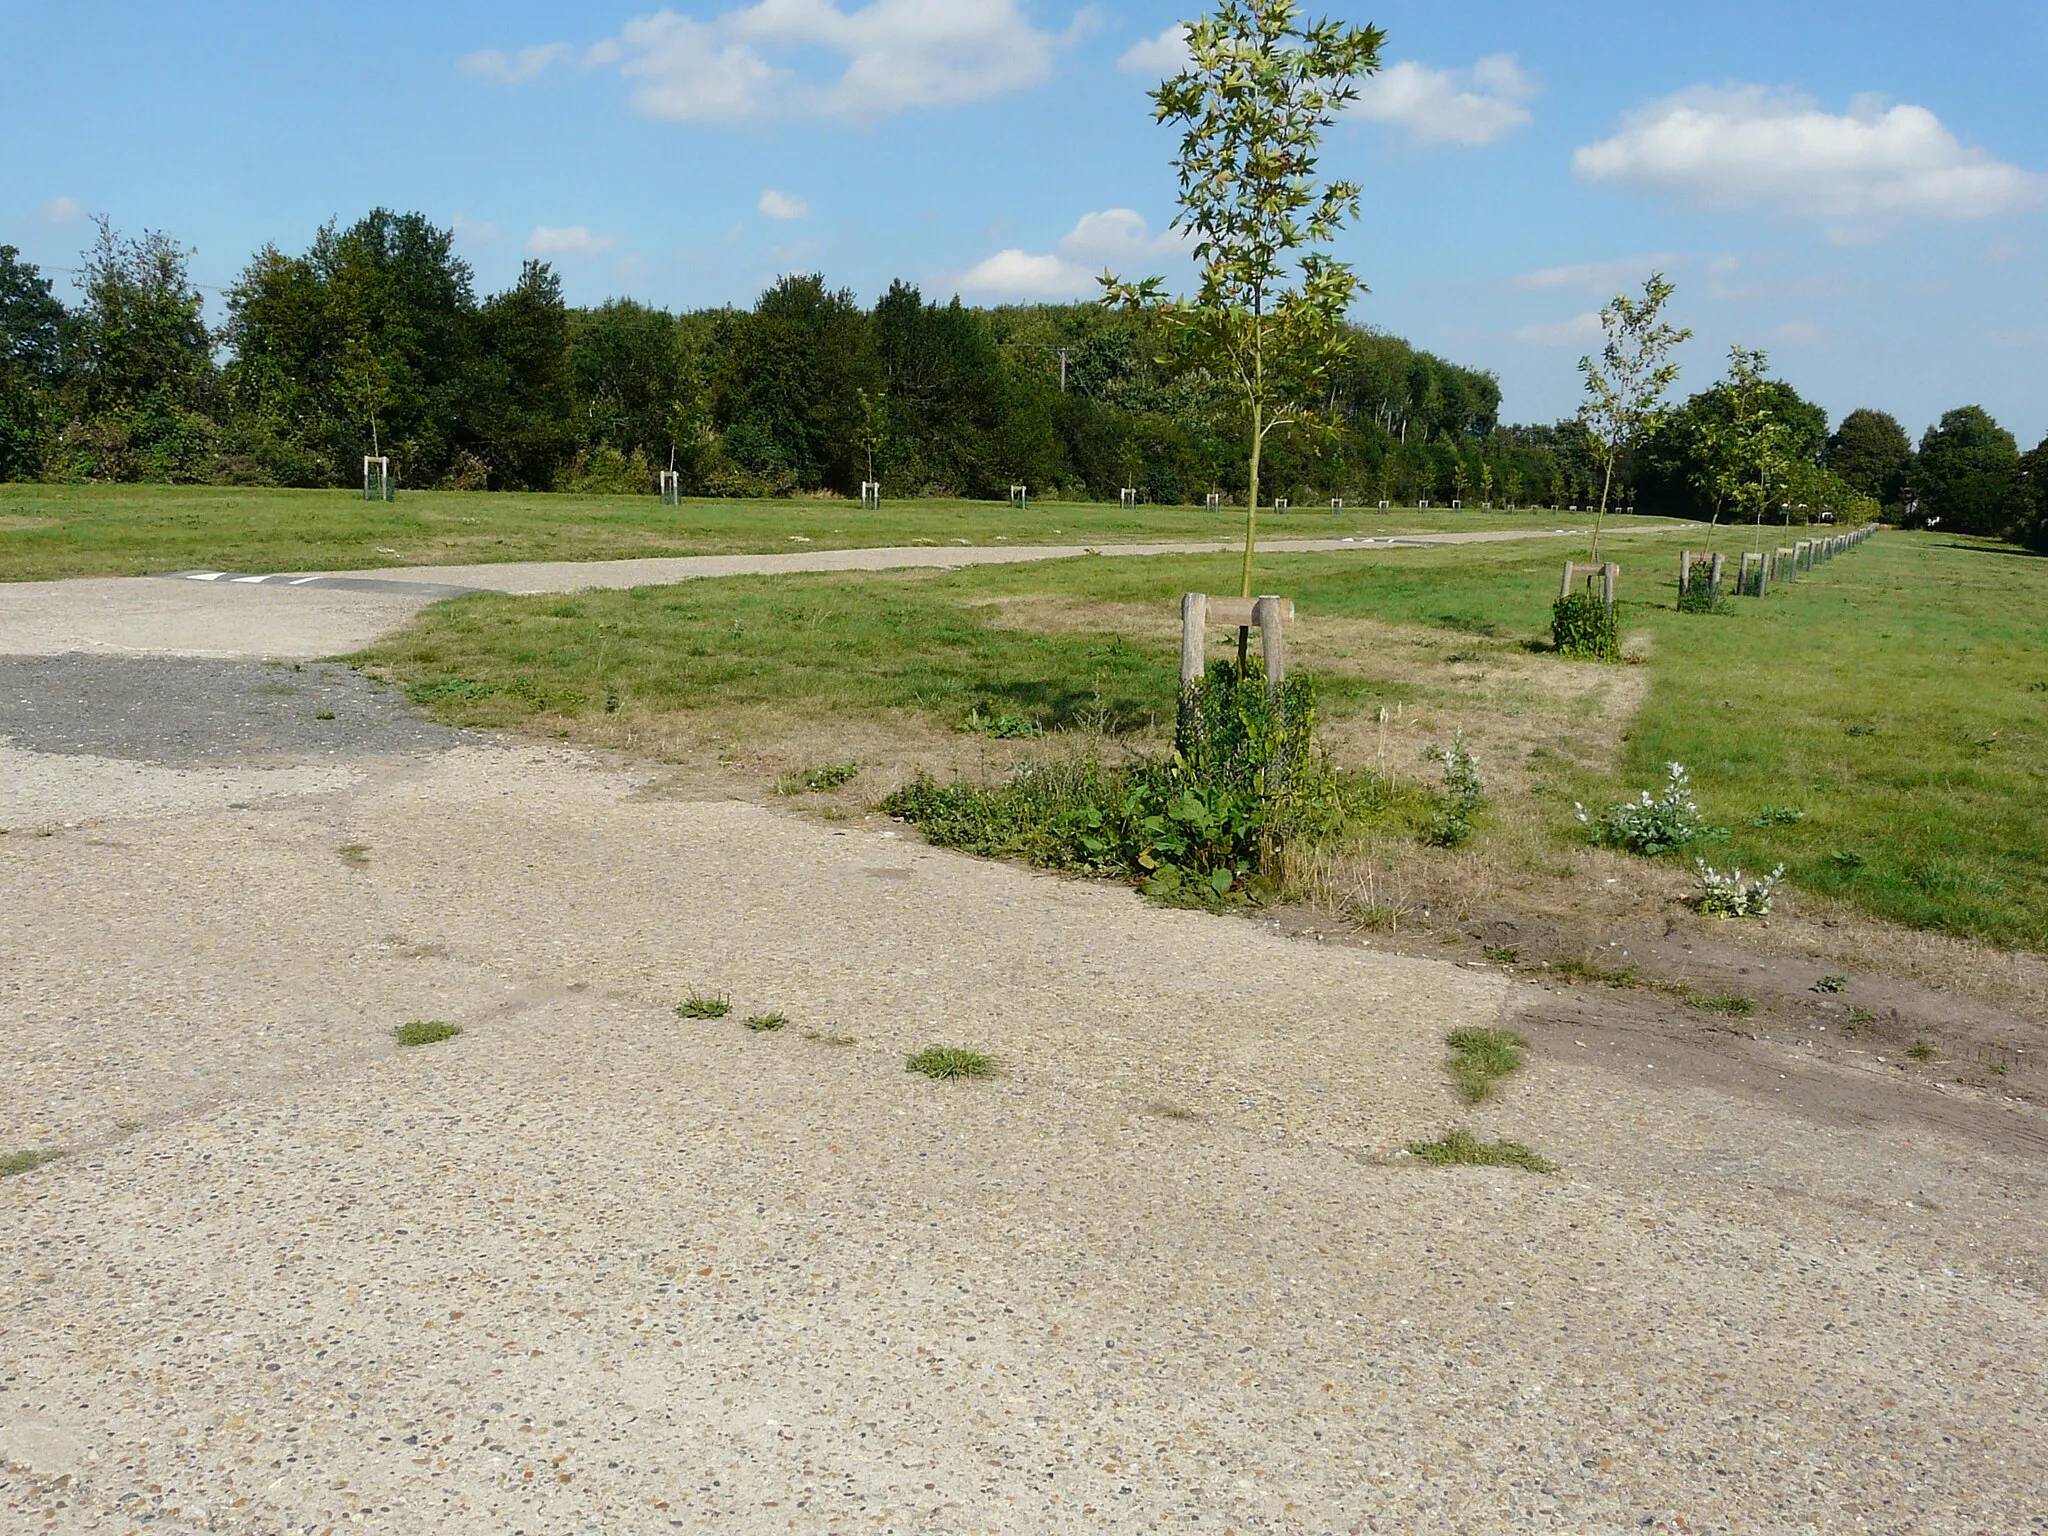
[3, 658, 2045, 1535]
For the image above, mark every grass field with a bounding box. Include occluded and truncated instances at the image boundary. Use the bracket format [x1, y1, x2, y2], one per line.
[363, 527, 2048, 952]
[0, 482, 1628, 583]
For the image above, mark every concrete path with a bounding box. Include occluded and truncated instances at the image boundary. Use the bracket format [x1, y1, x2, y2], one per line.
[0, 525, 1673, 660]
[3, 657, 2045, 1534]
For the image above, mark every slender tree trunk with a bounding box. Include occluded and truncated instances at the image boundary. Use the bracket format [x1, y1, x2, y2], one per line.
[1590, 458, 1614, 561]
[1240, 400, 1262, 672]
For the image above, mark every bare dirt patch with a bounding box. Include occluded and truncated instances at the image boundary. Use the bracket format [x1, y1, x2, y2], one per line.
[0, 515, 57, 532]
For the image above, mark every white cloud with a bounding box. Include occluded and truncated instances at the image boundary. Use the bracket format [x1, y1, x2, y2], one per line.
[460, 43, 572, 83]
[526, 225, 618, 257]
[450, 214, 498, 243]
[1118, 24, 1188, 77]
[758, 189, 810, 221]
[39, 196, 83, 226]
[957, 248, 1091, 299]
[957, 209, 1186, 298]
[1572, 86, 2048, 229]
[1352, 54, 1537, 146]
[578, 0, 1071, 125]
[1509, 312, 1603, 347]
[1510, 254, 1687, 293]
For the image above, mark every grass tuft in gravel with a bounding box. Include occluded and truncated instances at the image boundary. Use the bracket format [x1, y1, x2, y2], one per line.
[1, 1149, 59, 1178]
[907, 1045, 1000, 1081]
[1690, 992, 1757, 1016]
[1445, 1028, 1528, 1105]
[1907, 1039, 1937, 1062]
[803, 1028, 856, 1046]
[677, 992, 732, 1019]
[394, 1020, 462, 1048]
[1407, 1129, 1557, 1174]
[744, 1011, 790, 1032]
[338, 843, 371, 865]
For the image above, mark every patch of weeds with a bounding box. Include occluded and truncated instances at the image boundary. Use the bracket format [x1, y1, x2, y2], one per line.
[1906, 1040, 1937, 1062]
[338, 843, 371, 865]
[1, 1149, 59, 1178]
[394, 1020, 462, 1048]
[314, 710, 337, 720]
[1553, 956, 1640, 988]
[907, 1045, 1000, 1080]
[405, 678, 498, 705]
[1422, 732, 1483, 848]
[1481, 943, 1521, 964]
[677, 992, 731, 1019]
[1349, 902, 1405, 933]
[1406, 1129, 1557, 1174]
[1752, 805, 1805, 827]
[1693, 861, 1785, 918]
[1812, 974, 1847, 994]
[1445, 1028, 1528, 1105]
[1845, 1007, 1877, 1032]
[744, 1012, 790, 1033]
[1148, 1100, 1201, 1121]
[964, 707, 1041, 739]
[1433, 612, 1500, 637]
[802, 1029, 856, 1047]
[891, 665, 1362, 909]
[773, 761, 863, 795]
[1577, 763, 1713, 856]
[1844, 722, 1878, 738]
[1826, 850, 1865, 871]
[1690, 991, 1757, 1016]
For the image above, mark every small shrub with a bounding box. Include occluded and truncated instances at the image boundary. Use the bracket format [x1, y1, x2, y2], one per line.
[1577, 763, 1710, 855]
[1812, 975, 1847, 994]
[1676, 557, 1722, 614]
[1422, 732, 1483, 848]
[1693, 861, 1786, 918]
[677, 992, 731, 1019]
[1551, 593, 1619, 661]
[1752, 805, 1805, 827]
[1445, 1028, 1528, 1105]
[744, 1012, 790, 1032]
[394, 1020, 462, 1048]
[1406, 1129, 1557, 1174]
[907, 1045, 1000, 1080]
[1481, 943, 1520, 964]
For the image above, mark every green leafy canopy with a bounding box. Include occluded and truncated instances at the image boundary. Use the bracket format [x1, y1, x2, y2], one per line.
[1103, 1, 1386, 597]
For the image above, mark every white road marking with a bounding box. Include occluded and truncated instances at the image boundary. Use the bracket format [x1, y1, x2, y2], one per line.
[230, 575, 270, 584]
[287, 576, 322, 586]
[187, 572, 226, 582]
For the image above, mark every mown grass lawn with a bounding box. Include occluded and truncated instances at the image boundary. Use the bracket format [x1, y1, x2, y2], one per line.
[0, 481, 1621, 582]
[362, 527, 2048, 952]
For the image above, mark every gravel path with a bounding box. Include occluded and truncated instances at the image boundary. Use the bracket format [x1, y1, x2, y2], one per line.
[0, 525, 1674, 661]
[3, 660, 2044, 1533]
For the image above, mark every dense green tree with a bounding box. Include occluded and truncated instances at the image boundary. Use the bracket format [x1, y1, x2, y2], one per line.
[567, 298, 694, 469]
[1916, 406, 2029, 537]
[0, 245, 68, 478]
[711, 274, 878, 493]
[470, 260, 574, 489]
[1823, 408, 1913, 514]
[1638, 363, 1829, 521]
[872, 282, 1005, 495]
[2019, 436, 2048, 552]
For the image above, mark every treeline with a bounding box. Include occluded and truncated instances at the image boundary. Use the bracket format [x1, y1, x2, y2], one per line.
[1, 210, 2042, 548]
[1630, 364, 2046, 548]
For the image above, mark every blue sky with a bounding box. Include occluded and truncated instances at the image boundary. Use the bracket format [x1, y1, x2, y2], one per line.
[3, 0, 2043, 442]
